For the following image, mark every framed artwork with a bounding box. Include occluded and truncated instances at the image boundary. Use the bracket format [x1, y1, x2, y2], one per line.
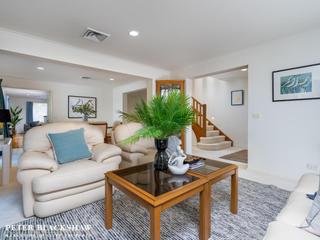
[272, 63, 320, 102]
[231, 90, 244, 106]
[68, 95, 97, 118]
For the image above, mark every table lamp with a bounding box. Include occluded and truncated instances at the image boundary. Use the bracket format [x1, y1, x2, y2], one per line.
[0, 109, 12, 140]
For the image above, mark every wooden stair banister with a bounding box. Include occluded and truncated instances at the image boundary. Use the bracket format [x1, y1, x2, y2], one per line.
[192, 97, 207, 141]
[192, 97, 233, 146]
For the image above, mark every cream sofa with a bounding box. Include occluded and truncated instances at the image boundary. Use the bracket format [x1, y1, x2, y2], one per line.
[264, 173, 320, 240]
[17, 122, 122, 218]
[113, 122, 156, 168]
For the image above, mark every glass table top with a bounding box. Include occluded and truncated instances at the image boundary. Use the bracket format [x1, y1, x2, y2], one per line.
[185, 155, 232, 176]
[114, 163, 199, 197]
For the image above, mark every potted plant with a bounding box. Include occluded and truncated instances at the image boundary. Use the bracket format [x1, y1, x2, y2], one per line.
[8, 106, 23, 136]
[72, 100, 96, 121]
[120, 91, 194, 170]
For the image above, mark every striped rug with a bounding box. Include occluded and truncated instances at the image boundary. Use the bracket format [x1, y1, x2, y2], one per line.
[0, 178, 289, 240]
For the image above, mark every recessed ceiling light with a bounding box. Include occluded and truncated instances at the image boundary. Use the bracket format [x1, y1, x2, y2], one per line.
[37, 66, 45, 71]
[109, 78, 115, 81]
[129, 30, 139, 37]
[241, 68, 248, 72]
[81, 76, 91, 80]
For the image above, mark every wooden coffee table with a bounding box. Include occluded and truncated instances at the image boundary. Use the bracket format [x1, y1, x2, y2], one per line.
[187, 156, 238, 236]
[105, 156, 238, 240]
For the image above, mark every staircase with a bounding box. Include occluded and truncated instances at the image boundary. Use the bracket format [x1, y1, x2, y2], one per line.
[192, 97, 233, 151]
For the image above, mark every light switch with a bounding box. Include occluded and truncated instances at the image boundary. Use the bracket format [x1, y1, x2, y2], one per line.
[252, 113, 260, 119]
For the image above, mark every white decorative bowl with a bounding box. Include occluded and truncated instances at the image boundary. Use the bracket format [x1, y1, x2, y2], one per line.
[168, 163, 189, 175]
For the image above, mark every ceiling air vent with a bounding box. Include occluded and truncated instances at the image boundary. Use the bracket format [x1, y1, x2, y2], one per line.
[82, 27, 110, 43]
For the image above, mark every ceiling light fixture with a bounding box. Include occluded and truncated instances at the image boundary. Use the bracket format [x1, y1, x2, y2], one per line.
[241, 68, 248, 72]
[37, 66, 45, 71]
[129, 30, 139, 37]
[109, 78, 115, 81]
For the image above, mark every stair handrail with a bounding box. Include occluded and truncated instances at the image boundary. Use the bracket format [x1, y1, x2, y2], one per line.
[192, 97, 233, 146]
[192, 97, 207, 137]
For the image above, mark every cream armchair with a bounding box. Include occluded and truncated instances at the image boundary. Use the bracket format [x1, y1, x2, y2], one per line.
[113, 122, 156, 168]
[17, 122, 122, 218]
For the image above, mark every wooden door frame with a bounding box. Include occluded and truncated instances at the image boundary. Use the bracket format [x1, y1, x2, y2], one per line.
[156, 80, 186, 150]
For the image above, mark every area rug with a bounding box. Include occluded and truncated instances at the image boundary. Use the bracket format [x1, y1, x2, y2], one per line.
[0, 178, 289, 240]
[221, 150, 248, 163]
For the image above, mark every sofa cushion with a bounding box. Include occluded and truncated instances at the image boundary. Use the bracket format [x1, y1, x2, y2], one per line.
[91, 143, 122, 163]
[32, 158, 121, 194]
[113, 122, 154, 149]
[263, 221, 320, 240]
[48, 128, 92, 164]
[295, 173, 319, 194]
[18, 152, 58, 171]
[277, 191, 313, 227]
[35, 180, 104, 202]
[24, 122, 104, 152]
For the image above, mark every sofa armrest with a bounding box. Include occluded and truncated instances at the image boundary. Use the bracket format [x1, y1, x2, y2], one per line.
[118, 143, 149, 154]
[92, 143, 122, 163]
[18, 151, 58, 171]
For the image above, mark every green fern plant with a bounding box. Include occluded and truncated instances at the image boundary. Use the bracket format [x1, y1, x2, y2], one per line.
[120, 91, 194, 144]
[72, 100, 96, 121]
[8, 106, 23, 135]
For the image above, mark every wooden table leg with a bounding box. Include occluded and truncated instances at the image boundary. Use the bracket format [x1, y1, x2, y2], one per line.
[231, 169, 238, 214]
[150, 206, 161, 240]
[200, 183, 210, 240]
[105, 177, 113, 229]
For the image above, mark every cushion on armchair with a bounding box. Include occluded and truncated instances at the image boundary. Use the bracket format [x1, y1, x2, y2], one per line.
[91, 143, 122, 163]
[118, 143, 149, 154]
[48, 128, 92, 164]
[18, 151, 58, 171]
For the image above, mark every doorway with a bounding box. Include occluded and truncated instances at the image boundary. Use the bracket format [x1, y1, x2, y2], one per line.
[192, 66, 248, 165]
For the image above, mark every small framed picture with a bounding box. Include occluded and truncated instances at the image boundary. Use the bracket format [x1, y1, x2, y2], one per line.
[231, 90, 244, 106]
[68, 95, 97, 118]
[272, 63, 320, 102]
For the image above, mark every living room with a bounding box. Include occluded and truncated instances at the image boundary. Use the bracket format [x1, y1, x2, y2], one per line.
[0, 1, 320, 240]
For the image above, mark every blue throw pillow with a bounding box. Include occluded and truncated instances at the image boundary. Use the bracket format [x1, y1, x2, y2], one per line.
[307, 192, 318, 200]
[48, 128, 92, 164]
[302, 192, 320, 236]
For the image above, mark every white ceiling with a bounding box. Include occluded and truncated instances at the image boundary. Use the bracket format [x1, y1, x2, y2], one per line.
[0, 1, 320, 71]
[3, 87, 49, 100]
[211, 68, 248, 81]
[0, 51, 149, 86]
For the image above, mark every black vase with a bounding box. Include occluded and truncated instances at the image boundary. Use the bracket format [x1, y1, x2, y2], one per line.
[154, 138, 169, 170]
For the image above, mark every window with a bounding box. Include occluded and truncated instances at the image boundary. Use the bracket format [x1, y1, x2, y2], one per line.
[33, 103, 48, 123]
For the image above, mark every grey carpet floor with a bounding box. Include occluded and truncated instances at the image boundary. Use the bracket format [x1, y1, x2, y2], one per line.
[0, 178, 289, 240]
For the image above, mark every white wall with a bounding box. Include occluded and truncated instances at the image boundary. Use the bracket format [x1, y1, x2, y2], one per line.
[8, 96, 47, 134]
[124, 89, 147, 114]
[113, 80, 151, 121]
[3, 77, 114, 124]
[172, 28, 320, 181]
[193, 77, 248, 148]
